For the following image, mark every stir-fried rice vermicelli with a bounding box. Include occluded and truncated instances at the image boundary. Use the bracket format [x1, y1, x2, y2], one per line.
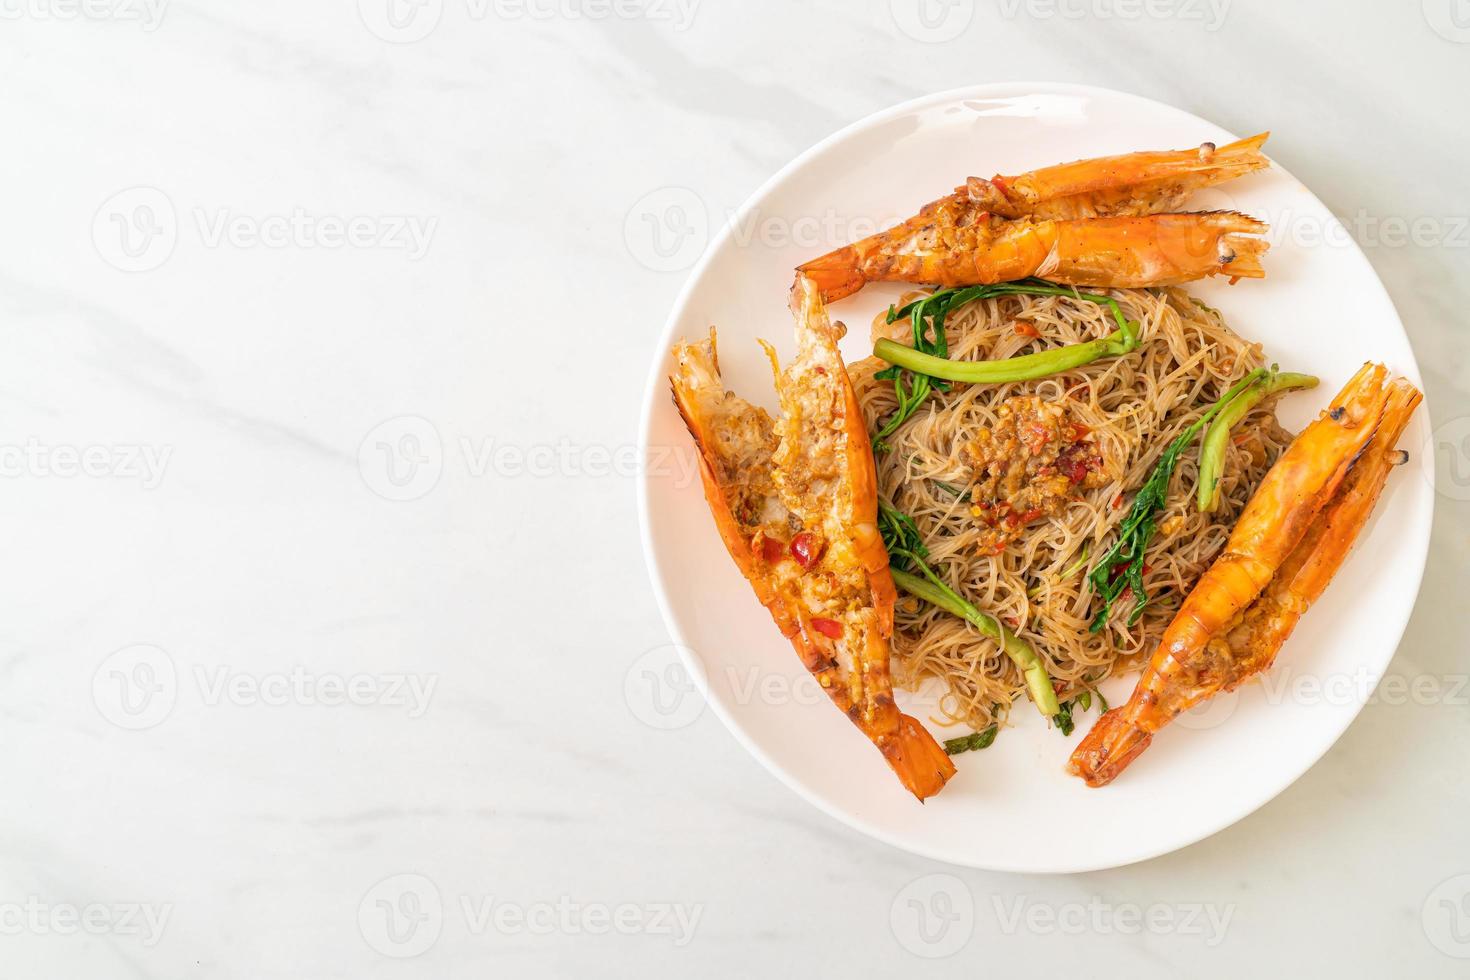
[850, 287, 1295, 732]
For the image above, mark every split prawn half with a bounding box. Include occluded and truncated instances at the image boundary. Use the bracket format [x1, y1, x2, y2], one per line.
[669, 275, 955, 800]
[1069, 363, 1422, 787]
[799, 133, 1272, 302]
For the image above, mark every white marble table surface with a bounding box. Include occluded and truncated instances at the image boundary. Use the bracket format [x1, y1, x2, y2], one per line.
[2, 1, 1467, 976]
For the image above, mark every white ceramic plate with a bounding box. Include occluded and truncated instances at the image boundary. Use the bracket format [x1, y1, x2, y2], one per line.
[637, 83, 1432, 873]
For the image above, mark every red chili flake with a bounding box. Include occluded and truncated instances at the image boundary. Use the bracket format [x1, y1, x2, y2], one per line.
[1070, 423, 1091, 440]
[1112, 492, 1124, 510]
[760, 536, 784, 563]
[1110, 560, 1153, 584]
[810, 617, 843, 639]
[1014, 321, 1041, 339]
[1232, 430, 1252, 446]
[789, 532, 824, 569]
[1056, 443, 1095, 484]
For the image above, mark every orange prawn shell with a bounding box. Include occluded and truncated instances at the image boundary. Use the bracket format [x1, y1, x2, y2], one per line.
[1069, 364, 1421, 787]
[670, 355, 802, 645]
[836, 319, 897, 637]
[668, 287, 954, 800]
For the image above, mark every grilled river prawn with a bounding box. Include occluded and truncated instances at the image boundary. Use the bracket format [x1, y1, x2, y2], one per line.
[669, 275, 954, 800]
[1068, 364, 1421, 786]
[799, 134, 1271, 302]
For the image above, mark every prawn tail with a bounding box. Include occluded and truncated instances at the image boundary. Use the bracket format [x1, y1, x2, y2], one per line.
[881, 713, 957, 801]
[1067, 707, 1153, 788]
[796, 245, 866, 303]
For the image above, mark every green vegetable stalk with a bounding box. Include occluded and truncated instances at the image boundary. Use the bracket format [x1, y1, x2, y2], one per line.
[943, 725, 997, 755]
[870, 279, 1139, 451]
[874, 320, 1137, 384]
[1196, 368, 1318, 512]
[1087, 368, 1271, 632]
[879, 500, 1060, 717]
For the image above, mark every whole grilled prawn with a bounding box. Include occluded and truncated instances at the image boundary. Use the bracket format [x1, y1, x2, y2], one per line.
[669, 275, 955, 800]
[1069, 364, 1421, 786]
[799, 134, 1271, 302]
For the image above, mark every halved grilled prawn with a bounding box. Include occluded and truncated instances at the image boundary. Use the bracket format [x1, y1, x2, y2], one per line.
[799, 133, 1271, 302]
[1069, 364, 1422, 786]
[669, 275, 955, 800]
